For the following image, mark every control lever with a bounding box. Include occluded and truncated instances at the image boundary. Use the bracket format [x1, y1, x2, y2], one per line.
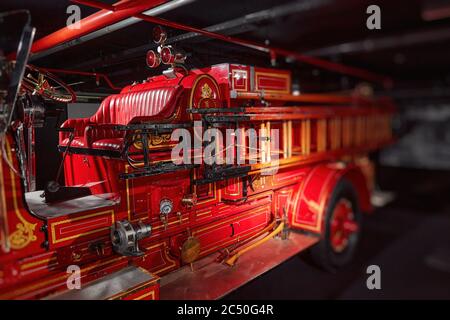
[160, 214, 168, 231]
[52, 127, 75, 189]
[42, 127, 91, 203]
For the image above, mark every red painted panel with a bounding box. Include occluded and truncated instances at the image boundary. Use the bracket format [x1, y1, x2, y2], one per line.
[48, 209, 115, 248]
[255, 67, 291, 94]
[134, 239, 178, 275]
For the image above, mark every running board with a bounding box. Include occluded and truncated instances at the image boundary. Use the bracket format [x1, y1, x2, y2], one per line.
[159, 231, 319, 300]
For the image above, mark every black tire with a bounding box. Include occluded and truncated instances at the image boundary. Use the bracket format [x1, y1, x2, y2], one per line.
[309, 179, 362, 272]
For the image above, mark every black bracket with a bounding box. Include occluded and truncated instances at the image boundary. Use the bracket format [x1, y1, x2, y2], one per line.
[114, 122, 192, 133]
[187, 107, 245, 114]
[120, 162, 199, 180]
[194, 165, 251, 185]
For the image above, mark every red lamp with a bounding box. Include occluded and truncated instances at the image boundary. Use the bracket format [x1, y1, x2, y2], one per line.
[146, 50, 161, 68]
[152, 25, 167, 44]
[160, 46, 174, 64]
[161, 46, 186, 65]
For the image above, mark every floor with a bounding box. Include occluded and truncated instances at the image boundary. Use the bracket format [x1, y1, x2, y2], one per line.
[224, 167, 450, 300]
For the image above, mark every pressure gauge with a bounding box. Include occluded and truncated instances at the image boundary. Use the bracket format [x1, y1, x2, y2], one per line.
[160, 199, 173, 215]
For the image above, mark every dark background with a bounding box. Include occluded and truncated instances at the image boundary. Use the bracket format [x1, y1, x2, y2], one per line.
[2, 0, 450, 299]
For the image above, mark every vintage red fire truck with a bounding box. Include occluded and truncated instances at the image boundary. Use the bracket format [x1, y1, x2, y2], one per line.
[0, 2, 394, 300]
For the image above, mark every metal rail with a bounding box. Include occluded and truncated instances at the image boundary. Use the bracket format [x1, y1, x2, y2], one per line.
[234, 91, 371, 104]
[40, 67, 122, 91]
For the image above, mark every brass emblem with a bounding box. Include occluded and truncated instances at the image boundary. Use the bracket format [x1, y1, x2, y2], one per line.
[181, 236, 201, 264]
[200, 83, 213, 99]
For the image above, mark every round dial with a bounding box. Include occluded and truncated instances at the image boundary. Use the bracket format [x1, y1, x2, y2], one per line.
[160, 199, 173, 215]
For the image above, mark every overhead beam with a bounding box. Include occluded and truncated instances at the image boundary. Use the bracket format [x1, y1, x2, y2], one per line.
[30, 0, 197, 61]
[305, 26, 450, 56]
[30, 0, 167, 55]
[166, 0, 325, 46]
[73, 0, 392, 85]
[69, 0, 330, 70]
[422, 1, 450, 21]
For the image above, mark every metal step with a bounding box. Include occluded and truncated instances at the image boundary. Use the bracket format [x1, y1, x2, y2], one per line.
[159, 231, 319, 300]
[46, 266, 159, 300]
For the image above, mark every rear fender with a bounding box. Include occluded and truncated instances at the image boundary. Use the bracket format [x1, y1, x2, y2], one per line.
[291, 162, 371, 235]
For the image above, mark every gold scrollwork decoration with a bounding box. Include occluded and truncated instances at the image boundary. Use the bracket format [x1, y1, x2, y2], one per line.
[8, 222, 37, 250]
[133, 132, 172, 149]
[3, 137, 38, 250]
[149, 133, 171, 146]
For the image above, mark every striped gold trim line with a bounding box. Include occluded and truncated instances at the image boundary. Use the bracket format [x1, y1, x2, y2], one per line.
[50, 209, 115, 244]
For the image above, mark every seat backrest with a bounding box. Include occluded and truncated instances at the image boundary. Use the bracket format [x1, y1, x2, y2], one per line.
[90, 86, 181, 125]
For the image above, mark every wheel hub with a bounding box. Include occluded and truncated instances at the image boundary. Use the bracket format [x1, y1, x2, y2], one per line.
[330, 199, 358, 253]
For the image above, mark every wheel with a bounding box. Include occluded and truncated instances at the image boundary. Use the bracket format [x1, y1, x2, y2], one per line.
[21, 65, 76, 103]
[310, 179, 362, 272]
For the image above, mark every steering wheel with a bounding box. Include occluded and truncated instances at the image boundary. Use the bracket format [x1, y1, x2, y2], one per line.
[21, 65, 76, 103]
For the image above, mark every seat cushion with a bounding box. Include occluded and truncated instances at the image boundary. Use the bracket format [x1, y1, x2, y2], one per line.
[59, 85, 182, 154]
[90, 86, 182, 125]
[60, 137, 86, 148]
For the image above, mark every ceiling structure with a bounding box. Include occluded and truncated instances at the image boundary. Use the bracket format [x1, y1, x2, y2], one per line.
[2, 0, 450, 100]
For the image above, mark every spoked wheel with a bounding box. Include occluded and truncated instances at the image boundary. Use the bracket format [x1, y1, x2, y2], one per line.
[310, 179, 362, 272]
[330, 199, 359, 253]
[21, 65, 76, 103]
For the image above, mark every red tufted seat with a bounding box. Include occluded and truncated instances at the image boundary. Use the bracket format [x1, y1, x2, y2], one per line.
[59, 86, 182, 154]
